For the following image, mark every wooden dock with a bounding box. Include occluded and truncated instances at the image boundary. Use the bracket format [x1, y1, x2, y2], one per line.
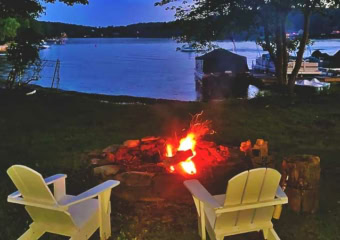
[250, 73, 277, 86]
[251, 72, 340, 86]
[319, 76, 340, 83]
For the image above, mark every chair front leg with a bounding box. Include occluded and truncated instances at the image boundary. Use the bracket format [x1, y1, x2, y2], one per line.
[267, 228, 280, 240]
[98, 189, 112, 240]
[18, 223, 45, 240]
[199, 201, 206, 240]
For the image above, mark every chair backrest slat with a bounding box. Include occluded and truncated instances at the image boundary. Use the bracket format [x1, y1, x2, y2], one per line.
[236, 168, 266, 226]
[7, 165, 57, 205]
[224, 171, 248, 206]
[214, 171, 248, 229]
[252, 168, 281, 224]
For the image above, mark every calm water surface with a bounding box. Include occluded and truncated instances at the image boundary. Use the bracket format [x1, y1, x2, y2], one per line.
[34, 38, 340, 101]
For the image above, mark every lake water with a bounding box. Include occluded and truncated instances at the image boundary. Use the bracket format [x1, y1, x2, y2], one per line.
[14, 38, 340, 100]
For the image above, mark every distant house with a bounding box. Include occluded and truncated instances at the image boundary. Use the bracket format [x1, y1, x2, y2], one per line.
[0, 44, 8, 52]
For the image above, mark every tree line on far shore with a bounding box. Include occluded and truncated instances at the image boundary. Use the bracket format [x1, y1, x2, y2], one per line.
[32, 8, 340, 40]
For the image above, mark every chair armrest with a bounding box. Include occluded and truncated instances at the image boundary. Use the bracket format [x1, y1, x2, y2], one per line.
[44, 174, 67, 185]
[276, 186, 288, 203]
[60, 180, 120, 207]
[184, 180, 221, 209]
[7, 195, 62, 211]
[8, 174, 67, 199]
[215, 197, 288, 214]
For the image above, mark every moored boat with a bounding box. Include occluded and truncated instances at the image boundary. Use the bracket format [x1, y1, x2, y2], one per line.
[181, 43, 207, 53]
[253, 54, 321, 76]
[295, 78, 331, 94]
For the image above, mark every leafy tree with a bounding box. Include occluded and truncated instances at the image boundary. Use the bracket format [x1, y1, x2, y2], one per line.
[6, 23, 42, 88]
[156, 0, 340, 94]
[0, 18, 20, 43]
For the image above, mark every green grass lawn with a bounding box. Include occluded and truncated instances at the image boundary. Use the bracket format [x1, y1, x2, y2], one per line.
[0, 86, 339, 239]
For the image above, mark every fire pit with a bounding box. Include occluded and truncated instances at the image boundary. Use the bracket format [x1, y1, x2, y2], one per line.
[89, 113, 251, 202]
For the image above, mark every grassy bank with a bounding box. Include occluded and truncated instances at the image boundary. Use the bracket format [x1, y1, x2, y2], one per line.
[0, 86, 339, 239]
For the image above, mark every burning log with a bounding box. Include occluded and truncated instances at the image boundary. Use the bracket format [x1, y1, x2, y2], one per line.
[162, 149, 193, 167]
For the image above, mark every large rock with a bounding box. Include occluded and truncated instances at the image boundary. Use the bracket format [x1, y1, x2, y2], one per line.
[90, 158, 112, 166]
[102, 144, 120, 153]
[115, 171, 155, 187]
[123, 140, 140, 148]
[93, 165, 121, 178]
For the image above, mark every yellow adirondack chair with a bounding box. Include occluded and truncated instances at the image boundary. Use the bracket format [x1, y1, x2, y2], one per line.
[7, 165, 120, 240]
[184, 168, 288, 240]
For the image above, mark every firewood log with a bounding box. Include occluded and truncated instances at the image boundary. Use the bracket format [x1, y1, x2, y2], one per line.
[162, 150, 193, 166]
[281, 155, 320, 213]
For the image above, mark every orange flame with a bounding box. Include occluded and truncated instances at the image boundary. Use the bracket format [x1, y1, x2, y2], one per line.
[178, 133, 196, 152]
[178, 133, 197, 174]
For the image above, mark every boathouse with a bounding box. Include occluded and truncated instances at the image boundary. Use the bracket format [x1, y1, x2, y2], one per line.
[195, 48, 249, 77]
[195, 49, 251, 100]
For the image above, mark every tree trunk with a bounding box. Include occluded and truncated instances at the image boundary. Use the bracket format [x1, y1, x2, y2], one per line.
[281, 155, 320, 213]
[7, 69, 16, 89]
[274, 15, 284, 85]
[264, 23, 276, 63]
[288, 10, 312, 95]
[281, 13, 288, 86]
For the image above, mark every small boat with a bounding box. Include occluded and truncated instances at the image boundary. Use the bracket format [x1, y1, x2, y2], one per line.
[45, 38, 57, 44]
[181, 44, 196, 52]
[253, 54, 321, 76]
[39, 44, 50, 49]
[180, 44, 207, 53]
[295, 78, 330, 94]
[38, 41, 50, 50]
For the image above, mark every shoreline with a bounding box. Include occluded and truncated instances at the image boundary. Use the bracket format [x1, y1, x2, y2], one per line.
[0, 83, 197, 104]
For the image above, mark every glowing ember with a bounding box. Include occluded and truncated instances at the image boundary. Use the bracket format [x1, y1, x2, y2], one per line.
[169, 165, 175, 172]
[180, 159, 197, 175]
[166, 144, 174, 157]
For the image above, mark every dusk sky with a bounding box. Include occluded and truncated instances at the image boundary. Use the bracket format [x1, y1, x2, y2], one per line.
[38, 0, 175, 27]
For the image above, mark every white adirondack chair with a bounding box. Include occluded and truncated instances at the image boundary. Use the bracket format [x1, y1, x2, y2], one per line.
[7, 165, 120, 240]
[184, 168, 288, 240]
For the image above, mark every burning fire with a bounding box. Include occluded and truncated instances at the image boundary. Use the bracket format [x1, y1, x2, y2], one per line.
[166, 134, 197, 175]
[165, 112, 214, 175]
